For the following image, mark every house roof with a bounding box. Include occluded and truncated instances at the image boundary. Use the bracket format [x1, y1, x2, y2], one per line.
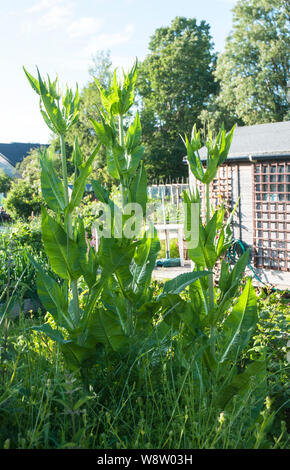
[0, 153, 18, 178]
[0, 142, 46, 168]
[198, 121, 290, 161]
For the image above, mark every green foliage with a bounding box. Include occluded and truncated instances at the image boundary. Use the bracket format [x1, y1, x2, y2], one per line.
[137, 16, 218, 181]
[16, 148, 42, 185]
[251, 290, 290, 414]
[0, 219, 51, 302]
[0, 170, 12, 194]
[3, 179, 43, 220]
[0, 303, 288, 449]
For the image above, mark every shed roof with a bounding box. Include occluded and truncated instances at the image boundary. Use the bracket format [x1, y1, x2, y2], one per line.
[198, 121, 290, 161]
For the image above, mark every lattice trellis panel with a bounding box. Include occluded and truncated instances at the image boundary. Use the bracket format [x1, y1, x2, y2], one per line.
[253, 161, 290, 272]
[196, 164, 233, 221]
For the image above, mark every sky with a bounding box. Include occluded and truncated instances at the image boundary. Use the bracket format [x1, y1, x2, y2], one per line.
[0, 0, 237, 145]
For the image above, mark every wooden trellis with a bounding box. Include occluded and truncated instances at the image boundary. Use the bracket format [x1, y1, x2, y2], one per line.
[196, 164, 233, 222]
[253, 161, 290, 271]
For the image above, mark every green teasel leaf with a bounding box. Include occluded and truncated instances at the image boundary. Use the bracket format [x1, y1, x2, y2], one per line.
[125, 111, 142, 153]
[227, 249, 250, 291]
[163, 297, 200, 337]
[220, 278, 257, 363]
[187, 222, 207, 267]
[118, 61, 138, 115]
[127, 145, 144, 175]
[91, 179, 111, 204]
[193, 222, 217, 269]
[218, 259, 231, 292]
[36, 68, 67, 134]
[37, 70, 60, 128]
[39, 148, 66, 213]
[91, 114, 114, 147]
[47, 75, 60, 100]
[68, 143, 101, 211]
[185, 134, 204, 182]
[61, 342, 98, 371]
[190, 124, 202, 149]
[218, 124, 236, 165]
[95, 72, 119, 115]
[27, 253, 69, 325]
[41, 207, 81, 280]
[214, 251, 250, 325]
[131, 227, 161, 295]
[128, 161, 147, 215]
[106, 144, 122, 179]
[216, 226, 225, 258]
[217, 360, 267, 409]
[76, 218, 99, 289]
[86, 307, 127, 353]
[40, 109, 58, 134]
[202, 159, 219, 184]
[205, 211, 218, 247]
[83, 244, 99, 289]
[23, 66, 41, 95]
[216, 204, 225, 230]
[98, 237, 136, 284]
[73, 137, 83, 169]
[161, 271, 209, 297]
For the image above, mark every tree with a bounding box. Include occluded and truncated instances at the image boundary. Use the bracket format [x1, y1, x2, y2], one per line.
[137, 16, 217, 181]
[0, 169, 12, 194]
[200, 0, 290, 131]
[16, 148, 42, 185]
[3, 179, 43, 220]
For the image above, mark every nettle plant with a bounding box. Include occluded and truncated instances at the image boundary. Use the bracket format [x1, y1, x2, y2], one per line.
[24, 64, 266, 410]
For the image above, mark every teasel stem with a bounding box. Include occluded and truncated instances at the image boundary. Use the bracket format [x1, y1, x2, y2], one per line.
[206, 183, 215, 351]
[60, 133, 80, 323]
[118, 114, 127, 208]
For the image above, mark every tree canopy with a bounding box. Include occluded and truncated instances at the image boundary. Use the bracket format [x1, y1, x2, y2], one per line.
[200, 0, 290, 131]
[137, 16, 217, 181]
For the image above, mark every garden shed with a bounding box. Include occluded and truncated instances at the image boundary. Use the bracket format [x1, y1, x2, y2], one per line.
[187, 121, 290, 289]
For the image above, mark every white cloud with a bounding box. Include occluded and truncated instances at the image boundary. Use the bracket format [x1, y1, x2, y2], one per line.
[84, 24, 135, 57]
[23, 0, 73, 33]
[38, 4, 72, 31]
[67, 17, 103, 38]
[27, 0, 64, 13]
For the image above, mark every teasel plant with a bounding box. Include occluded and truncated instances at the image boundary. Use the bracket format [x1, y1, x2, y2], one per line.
[23, 63, 207, 382]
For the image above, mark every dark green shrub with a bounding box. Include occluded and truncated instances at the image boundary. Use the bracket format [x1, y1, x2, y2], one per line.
[3, 179, 43, 221]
